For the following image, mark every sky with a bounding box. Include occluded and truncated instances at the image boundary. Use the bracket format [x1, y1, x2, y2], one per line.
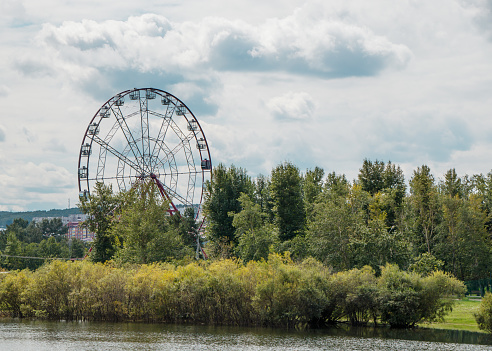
[1, 0, 492, 211]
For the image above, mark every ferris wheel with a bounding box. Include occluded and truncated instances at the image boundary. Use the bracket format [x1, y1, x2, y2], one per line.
[77, 88, 212, 218]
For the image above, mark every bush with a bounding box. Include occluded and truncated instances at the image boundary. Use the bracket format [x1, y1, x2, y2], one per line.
[0, 270, 31, 317]
[378, 264, 465, 327]
[0, 258, 465, 329]
[475, 292, 492, 333]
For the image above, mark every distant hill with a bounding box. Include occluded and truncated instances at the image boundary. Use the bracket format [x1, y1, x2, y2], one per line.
[0, 208, 83, 228]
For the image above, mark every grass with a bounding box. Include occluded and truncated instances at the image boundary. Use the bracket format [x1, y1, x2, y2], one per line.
[419, 296, 483, 332]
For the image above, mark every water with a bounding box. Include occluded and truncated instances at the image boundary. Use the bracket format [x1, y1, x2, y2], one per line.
[1, 319, 492, 351]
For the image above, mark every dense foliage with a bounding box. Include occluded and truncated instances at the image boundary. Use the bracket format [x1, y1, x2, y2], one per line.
[0, 256, 464, 328]
[204, 160, 492, 285]
[0, 159, 483, 329]
[0, 218, 89, 270]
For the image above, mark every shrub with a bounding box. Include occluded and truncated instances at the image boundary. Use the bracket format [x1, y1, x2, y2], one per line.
[0, 270, 31, 317]
[20, 260, 80, 319]
[378, 264, 465, 327]
[475, 292, 492, 333]
[0, 258, 465, 329]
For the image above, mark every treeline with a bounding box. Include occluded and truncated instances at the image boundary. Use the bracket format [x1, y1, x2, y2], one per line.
[204, 160, 492, 286]
[0, 256, 465, 328]
[0, 218, 89, 270]
[0, 208, 82, 228]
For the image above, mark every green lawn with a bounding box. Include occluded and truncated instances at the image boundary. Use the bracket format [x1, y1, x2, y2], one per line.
[419, 297, 483, 332]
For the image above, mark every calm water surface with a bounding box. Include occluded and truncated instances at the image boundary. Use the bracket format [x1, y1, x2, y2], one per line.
[1, 319, 492, 351]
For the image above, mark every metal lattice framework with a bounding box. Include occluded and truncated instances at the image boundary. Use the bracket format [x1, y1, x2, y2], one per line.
[77, 88, 212, 218]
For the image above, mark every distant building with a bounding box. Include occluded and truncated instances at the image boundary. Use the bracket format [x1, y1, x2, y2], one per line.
[67, 221, 94, 242]
[32, 214, 95, 242]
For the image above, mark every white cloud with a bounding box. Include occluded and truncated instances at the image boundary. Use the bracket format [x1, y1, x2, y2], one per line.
[267, 92, 315, 120]
[2, 0, 492, 211]
[467, 0, 492, 40]
[16, 11, 411, 85]
[0, 161, 74, 210]
[0, 0, 29, 26]
[0, 85, 9, 97]
[0, 125, 5, 142]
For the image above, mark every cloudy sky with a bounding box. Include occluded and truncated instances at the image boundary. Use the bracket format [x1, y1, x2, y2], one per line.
[1, 0, 492, 211]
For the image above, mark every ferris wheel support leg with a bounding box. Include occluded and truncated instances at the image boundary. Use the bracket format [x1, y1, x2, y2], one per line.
[150, 173, 180, 216]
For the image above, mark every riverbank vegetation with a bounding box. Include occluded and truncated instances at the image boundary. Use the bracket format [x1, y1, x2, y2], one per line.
[0, 256, 465, 328]
[1, 159, 491, 329]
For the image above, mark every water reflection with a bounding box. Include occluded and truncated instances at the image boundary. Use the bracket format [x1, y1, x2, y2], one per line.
[0, 319, 492, 351]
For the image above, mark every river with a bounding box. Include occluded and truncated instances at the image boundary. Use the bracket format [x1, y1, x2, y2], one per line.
[1, 319, 492, 350]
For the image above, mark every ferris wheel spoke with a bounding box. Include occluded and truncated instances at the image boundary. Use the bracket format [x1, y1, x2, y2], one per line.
[139, 97, 152, 171]
[87, 174, 138, 182]
[155, 169, 203, 177]
[111, 105, 145, 170]
[154, 129, 195, 167]
[92, 135, 142, 173]
[148, 137, 176, 169]
[147, 109, 193, 171]
[148, 108, 174, 170]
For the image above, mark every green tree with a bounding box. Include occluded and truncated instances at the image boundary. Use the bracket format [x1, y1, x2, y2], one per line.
[307, 186, 360, 270]
[409, 165, 440, 255]
[112, 180, 192, 264]
[2, 232, 24, 270]
[472, 172, 492, 234]
[324, 172, 350, 198]
[358, 159, 386, 195]
[39, 218, 67, 238]
[231, 193, 279, 262]
[358, 160, 406, 229]
[39, 236, 68, 258]
[78, 182, 121, 263]
[69, 239, 87, 259]
[431, 169, 492, 281]
[204, 164, 254, 255]
[26, 222, 44, 243]
[270, 162, 305, 241]
[304, 167, 325, 204]
[174, 206, 202, 254]
[253, 174, 273, 221]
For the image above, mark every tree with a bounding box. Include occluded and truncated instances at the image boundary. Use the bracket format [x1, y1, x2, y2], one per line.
[78, 182, 121, 263]
[358, 159, 386, 195]
[324, 172, 350, 198]
[112, 180, 192, 264]
[472, 172, 492, 234]
[357, 160, 406, 229]
[175, 206, 201, 252]
[39, 218, 67, 238]
[409, 165, 440, 255]
[253, 174, 273, 222]
[2, 232, 24, 270]
[304, 167, 325, 204]
[270, 162, 305, 241]
[203, 164, 254, 254]
[231, 193, 279, 262]
[307, 187, 360, 270]
[69, 239, 88, 259]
